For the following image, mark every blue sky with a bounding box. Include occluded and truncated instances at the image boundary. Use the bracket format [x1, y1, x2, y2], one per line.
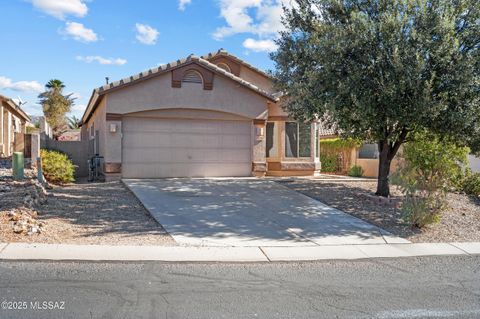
[0, 0, 286, 119]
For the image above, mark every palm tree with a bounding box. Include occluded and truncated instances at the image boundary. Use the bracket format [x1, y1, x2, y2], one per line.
[45, 79, 65, 92]
[38, 79, 74, 139]
[67, 115, 81, 129]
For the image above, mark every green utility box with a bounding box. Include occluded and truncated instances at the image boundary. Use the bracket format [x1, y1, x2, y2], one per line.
[12, 152, 24, 180]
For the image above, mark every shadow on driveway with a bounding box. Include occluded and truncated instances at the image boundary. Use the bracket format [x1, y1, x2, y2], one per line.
[124, 178, 400, 247]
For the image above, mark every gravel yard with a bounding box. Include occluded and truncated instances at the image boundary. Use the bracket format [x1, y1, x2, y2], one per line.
[281, 178, 480, 243]
[1, 170, 175, 245]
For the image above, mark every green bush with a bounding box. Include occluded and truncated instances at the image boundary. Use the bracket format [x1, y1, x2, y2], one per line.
[462, 172, 480, 196]
[320, 153, 338, 172]
[320, 138, 362, 173]
[392, 131, 469, 228]
[348, 165, 364, 177]
[40, 149, 75, 184]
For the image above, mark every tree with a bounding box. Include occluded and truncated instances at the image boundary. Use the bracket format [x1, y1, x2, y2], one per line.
[67, 115, 81, 129]
[38, 79, 75, 139]
[272, 0, 480, 197]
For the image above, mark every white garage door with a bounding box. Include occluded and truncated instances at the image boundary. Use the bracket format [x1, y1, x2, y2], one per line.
[122, 117, 252, 178]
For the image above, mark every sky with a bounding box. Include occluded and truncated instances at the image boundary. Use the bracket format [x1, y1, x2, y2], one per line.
[0, 0, 287, 119]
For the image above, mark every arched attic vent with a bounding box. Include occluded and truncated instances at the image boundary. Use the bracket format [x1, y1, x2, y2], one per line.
[182, 69, 203, 84]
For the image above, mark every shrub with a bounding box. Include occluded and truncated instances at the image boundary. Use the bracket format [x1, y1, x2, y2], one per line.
[392, 131, 469, 228]
[320, 153, 338, 173]
[348, 165, 364, 177]
[462, 172, 480, 196]
[320, 138, 362, 173]
[40, 149, 75, 184]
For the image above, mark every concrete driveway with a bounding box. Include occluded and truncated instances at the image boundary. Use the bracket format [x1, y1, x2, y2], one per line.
[124, 179, 407, 247]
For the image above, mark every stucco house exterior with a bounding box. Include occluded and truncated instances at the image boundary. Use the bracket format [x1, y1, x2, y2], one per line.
[81, 49, 321, 180]
[0, 95, 30, 157]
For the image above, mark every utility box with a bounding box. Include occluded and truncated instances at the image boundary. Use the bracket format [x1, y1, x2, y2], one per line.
[13, 152, 24, 180]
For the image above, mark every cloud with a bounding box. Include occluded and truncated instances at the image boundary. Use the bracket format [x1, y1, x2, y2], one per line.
[30, 0, 88, 20]
[76, 56, 127, 65]
[135, 23, 159, 45]
[0, 76, 43, 93]
[178, 0, 192, 11]
[242, 38, 278, 52]
[61, 22, 98, 43]
[70, 103, 86, 112]
[212, 0, 288, 40]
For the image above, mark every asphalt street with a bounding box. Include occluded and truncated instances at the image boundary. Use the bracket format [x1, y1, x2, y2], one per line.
[0, 255, 479, 319]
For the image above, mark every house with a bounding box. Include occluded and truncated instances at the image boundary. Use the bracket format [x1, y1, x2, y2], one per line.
[80, 49, 321, 180]
[0, 95, 30, 157]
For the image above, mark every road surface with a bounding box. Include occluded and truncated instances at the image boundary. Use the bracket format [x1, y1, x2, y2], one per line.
[0, 256, 479, 318]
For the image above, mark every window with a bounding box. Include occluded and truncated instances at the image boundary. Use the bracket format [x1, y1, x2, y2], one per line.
[182, 70, 203, 84]
[266, 122, 277, 157]
[358, 143, 379, 159]
[285, 122, 311, 158]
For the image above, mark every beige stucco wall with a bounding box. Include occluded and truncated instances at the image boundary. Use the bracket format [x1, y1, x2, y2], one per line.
[106, 72, 270, 120]
[351, 149, 400, 178]
[238, 66, 274, 93]
[86, 97, 107, 159]
[268, 100, 289, 117]
[1, 106, 26, 157]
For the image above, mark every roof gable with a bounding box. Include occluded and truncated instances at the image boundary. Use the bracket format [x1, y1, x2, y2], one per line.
[201, 49, 272, 80]
[81, 54, 278, 124]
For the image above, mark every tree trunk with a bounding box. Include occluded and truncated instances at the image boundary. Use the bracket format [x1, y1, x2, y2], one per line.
[376, 152, 392, 197]
[376, 140, 393, 197]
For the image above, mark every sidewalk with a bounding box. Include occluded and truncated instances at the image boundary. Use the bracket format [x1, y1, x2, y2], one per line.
[0, 242, 479, 262]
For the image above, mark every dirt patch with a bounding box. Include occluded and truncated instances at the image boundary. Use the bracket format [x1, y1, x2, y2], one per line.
[281, 179, 480, 243]
[1, 171, 175, 245]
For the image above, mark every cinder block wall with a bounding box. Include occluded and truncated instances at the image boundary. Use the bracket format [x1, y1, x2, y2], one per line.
[41, 135, 89, 177]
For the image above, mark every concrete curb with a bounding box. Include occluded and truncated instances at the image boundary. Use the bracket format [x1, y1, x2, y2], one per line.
[0, 242, 479, 262]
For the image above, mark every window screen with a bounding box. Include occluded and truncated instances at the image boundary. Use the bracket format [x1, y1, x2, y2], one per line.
[298, 123, 311, 157]
[285, 122, 298, 158]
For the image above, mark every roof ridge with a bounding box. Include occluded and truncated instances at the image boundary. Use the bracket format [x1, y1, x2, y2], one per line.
[200, 49, 272, 79]
[83, 51, 278, 123]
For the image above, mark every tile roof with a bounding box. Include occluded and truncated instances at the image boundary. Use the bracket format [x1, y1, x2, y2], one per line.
[82, 50, 278, 123]
[201, 48, 272, 79]
[319, 123, 338, 137]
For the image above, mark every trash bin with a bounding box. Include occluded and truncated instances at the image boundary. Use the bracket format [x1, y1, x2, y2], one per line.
[13, 152, 24, 180]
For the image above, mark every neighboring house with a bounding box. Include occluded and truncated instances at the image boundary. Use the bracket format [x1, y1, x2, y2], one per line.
[319, 129, 400, 178]
[58, 130, 81, 141]
[0, 95, 30, 157]
[80, 49, 321, 180]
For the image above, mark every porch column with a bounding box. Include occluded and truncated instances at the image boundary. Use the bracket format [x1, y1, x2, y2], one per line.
[311, 121, 321, 172]
[252, 119, 267, 177]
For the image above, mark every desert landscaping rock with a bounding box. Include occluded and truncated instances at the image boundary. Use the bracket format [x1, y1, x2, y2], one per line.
[1, 175, 174, 246]
[282, 179, 480, 243]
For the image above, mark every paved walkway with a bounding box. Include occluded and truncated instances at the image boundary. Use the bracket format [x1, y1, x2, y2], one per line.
[0, 242, 479, 262]
[124, 179, 408, 247]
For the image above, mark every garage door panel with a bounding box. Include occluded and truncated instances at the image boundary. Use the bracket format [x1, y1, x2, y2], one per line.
[122, 117, 252, 178]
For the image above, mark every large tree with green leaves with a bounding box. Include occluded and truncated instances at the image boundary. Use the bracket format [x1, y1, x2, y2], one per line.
[38, 79, 75, 139]
[272, 0, 480, 197]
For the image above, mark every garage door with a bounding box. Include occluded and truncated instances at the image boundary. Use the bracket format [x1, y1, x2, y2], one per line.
[122, 117, 252, 178]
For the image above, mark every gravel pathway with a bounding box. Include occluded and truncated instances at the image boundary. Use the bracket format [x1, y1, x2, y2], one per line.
[281, 179, 480, 243]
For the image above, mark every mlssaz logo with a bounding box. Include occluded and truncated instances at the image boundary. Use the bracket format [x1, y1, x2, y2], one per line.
[30, 301, 65, 311]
